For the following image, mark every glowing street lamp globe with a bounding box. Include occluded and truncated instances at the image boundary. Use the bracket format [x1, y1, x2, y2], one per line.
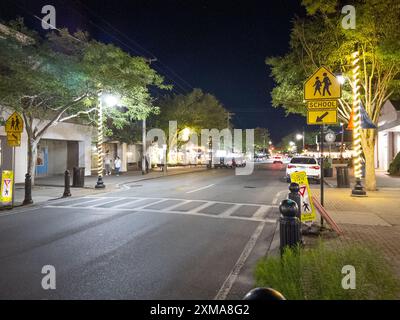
[103, 94, 120, 107]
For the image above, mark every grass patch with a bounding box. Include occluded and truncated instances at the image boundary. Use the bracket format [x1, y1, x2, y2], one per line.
[255, 241, 400, 300]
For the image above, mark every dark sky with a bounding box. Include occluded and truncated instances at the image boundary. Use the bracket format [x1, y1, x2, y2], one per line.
[0, 0, 307, 142]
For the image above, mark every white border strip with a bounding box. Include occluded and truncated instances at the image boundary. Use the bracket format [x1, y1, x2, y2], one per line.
[214, 222, 266, 300]
[186, 184, 215, 194]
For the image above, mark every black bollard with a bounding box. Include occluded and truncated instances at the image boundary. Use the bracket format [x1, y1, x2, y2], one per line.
[22, 173, 33, 205]
[279, 199, 301, 255]
[288, 182, 301, 220]
[63, 170, 71, 197]
[243, 287, 286, 300]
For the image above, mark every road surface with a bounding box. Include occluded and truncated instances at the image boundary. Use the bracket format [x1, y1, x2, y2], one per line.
[0, 163, 289, 299]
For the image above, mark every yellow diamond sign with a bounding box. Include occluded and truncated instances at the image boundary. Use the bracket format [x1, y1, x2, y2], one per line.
[304, 66, 341, 100]
[5, 112, 24, 133]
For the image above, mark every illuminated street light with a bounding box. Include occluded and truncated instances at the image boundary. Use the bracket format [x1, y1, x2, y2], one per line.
[95, 92, 120, 189]
[296, 134, 303, 140]
[350, 51, 366, 196]
[289, 141, 295, 146]
[336, 74, 346, 85]
[181, 127, 191, 141]
[103, 94, 119, 107]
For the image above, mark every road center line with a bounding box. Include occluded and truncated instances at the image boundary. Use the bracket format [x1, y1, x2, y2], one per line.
[186, 184, 215, 194]
[214, 221, 265, 300]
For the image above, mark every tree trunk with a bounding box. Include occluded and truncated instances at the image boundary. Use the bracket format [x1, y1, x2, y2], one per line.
[361, 132, 377, 191]
[27, 137, 38, 185]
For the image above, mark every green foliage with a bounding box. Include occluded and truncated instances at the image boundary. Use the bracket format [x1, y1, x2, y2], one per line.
[255, 241, 400, 300]
[388, 152, 400, 176]
[267, 0, 400, 123]
[254, 127, 270, 151]
[0, 20, 168, 132]
[150, 88, 228, 137]
[0, 19, 169, 176]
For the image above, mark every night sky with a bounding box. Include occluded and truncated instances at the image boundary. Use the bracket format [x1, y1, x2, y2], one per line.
[0, 0, 307, 142]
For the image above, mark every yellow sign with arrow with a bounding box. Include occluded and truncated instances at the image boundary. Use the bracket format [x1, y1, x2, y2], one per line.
[307, 109, 338, 125]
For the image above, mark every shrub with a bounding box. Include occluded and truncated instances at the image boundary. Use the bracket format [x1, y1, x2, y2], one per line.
[255, 241, 400, 300]
[388, 152, 400, 176]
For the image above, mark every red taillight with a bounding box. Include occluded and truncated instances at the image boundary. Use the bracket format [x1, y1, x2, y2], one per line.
[287, 165, 296, 169]
[310, 166, 320, 170]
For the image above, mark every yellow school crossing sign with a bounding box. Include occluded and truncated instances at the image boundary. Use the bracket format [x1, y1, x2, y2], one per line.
[304, 66, 341, 100]
[304, 66, 341, 126]
[5, 112, 23, 147]
[307, 109, 338, 125]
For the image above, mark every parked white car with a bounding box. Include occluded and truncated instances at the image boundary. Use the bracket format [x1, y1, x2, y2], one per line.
[286, 156, 321, 183]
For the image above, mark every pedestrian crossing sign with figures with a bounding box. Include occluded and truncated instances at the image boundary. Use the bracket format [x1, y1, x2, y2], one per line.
[289, 171, 317, 223]
[5, 112, 23, 133]
[1, 170, 14, 204]
[304, 66, 341, 101]
[5, 112, 23, 147]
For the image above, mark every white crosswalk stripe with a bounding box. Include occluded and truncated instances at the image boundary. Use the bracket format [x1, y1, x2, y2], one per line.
[46, 196, 279, 223]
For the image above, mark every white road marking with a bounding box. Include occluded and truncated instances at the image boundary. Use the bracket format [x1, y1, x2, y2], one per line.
[112, 198, 143, 208]
[72, 196, 276, 208]
[214, 222, 266, 300]
[89, 197, 126, 207]
[134, 199, 168, 210]
[191, 201, 216, 213]
[46, 204, 277, 223]
[252, 205, 271, 219]
[219, 204, 241, 217]
[161, 200, 191, 211]
[45, 196, 279, 223]
[186, 184, 215, 194]
[272, 189, 288, 205]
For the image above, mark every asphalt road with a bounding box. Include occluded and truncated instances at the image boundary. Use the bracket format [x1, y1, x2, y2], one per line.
[0, 163, 289, 299]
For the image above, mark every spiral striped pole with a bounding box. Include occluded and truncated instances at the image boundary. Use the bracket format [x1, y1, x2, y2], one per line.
[351, 51, 366, 196]
[95, 92, 105, 188]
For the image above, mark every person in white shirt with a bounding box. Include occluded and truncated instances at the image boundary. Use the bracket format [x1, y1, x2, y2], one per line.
[114, 156, 122, 176]
[104, 153, 112, 176]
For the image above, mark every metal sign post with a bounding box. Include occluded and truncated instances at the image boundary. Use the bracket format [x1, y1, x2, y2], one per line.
[303, 66, 342, 230]
[4, 112, 23, 208]
[320, 125, 324, 228]
[11, 146, 15, 208]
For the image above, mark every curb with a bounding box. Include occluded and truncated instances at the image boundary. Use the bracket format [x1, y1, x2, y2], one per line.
[266, 221, 280, 257]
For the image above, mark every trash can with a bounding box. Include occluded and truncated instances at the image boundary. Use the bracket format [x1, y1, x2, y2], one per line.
[72, 167, 85, 187]
[336, 166, 350, 188]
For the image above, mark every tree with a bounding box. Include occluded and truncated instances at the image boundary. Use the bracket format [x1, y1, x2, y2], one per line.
[254, 127, 270, 152]
[149, 89, 228, 149]
[0, 20, 167, 183]
[266, 0, 400, 190]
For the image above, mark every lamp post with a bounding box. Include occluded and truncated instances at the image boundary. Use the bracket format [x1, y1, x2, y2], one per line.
[296, 133, 305, 153]
[340, 122, 345, 159]
[350, 51, 366, 196]
[142, 118, 147, 175]
[95, 93, 119, 189]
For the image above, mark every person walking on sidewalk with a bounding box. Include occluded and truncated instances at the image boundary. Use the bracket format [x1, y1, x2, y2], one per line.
[114, 156, 121, 176]
[104, 152, 112, 176]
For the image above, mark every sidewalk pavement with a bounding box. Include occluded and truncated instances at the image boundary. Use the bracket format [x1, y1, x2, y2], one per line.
[324, 167, 400, 189]
[311, 187, 400, 277]
[8, 165, 207, 208]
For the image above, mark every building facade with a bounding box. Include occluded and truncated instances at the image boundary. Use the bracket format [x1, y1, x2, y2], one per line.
[0, 110, 94, 183]
[375, 100, 400, 171]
